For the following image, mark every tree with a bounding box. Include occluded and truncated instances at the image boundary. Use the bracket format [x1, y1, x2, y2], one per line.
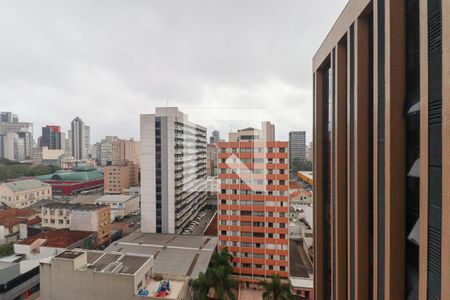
[262, 273, 293, 300]
[191, 272, 213, 300]
[192, 248, 238, 300]
[0, 159, 59, 182]
[0, 243, 14, 258]
[291, 158, 312, 173]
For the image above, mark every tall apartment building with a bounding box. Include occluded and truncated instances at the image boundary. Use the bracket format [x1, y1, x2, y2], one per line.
[0, 112, 33, 161]
[288, 131, 306, 164]
[140, 107, 207, 234]
[261, 121, 275, 142]
[306, 141, 313, 163]
[112, 138, 141, 166]
[313, 0, 449, 299]
[71, 117, 90, 160]
[0, 112, 18, 123]
[104, 162, 139, 194]
[41, 125, 63, 150]
[65, 130, 72, 156]
[97, 136, 118, 166]
[217, 134, 289, 284]
[209, 130, 220, 144]
[207, 143, 218, 176]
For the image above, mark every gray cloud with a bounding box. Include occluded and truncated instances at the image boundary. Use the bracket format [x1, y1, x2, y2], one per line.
[0, 0, 347, 143]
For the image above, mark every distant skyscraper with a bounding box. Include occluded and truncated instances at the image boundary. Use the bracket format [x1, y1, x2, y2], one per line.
[306, 141, 313, 162]
[71, 117, 90, 160]
[289, 131, 306, 165]
[209, 130, 220, 144]
[0, 112, 33, 161]
[65, 130, 72, 156]
[41, 125, 62, 149]
[140, 107, 207, 234]
[111, 138, 141, 166]
[0, 112, 18, 123]
[98, 136, 118, 166]
[261, 121, 275, 141]
[228, 121, 275, 142]
[84, 125, 90, 158]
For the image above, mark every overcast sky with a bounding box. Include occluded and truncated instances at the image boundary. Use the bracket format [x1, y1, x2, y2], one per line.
[0, 0, 347, 143]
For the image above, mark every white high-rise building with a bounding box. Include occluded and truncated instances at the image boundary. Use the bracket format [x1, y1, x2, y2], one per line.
[71, 117, 90, 160]
[83, 125, 90, 158]
[140, 107, 207, 234]
[0, 112, 33, 161]
[65, 130, 72, 156]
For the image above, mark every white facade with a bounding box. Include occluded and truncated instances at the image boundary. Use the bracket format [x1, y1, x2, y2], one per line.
[95, 195, 139, 221]
[71, 117, 90, 160]
[140, 108, 207, 234]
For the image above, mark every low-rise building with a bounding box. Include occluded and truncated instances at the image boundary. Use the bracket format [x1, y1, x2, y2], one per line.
[0, 179, 52, 208]
[104, 162, 139, 194]
[14, 229, 95, 260]
[95, 195, 139, 221]
[0, 254, 40, 299]
[0, 208, 40, 245]
[106, 233, 217, 280]
[40, 203, 111, 245]
[40, 233, 217, 300]
[37, 165, 103, 196]
[40, 249, 190, 300]
[40, 203, 74, 229]
[70, 205, 111, 245]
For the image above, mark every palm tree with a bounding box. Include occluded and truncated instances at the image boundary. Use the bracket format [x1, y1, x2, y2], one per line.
[191, 271, 212, 300]
[262, 273, 293, 300]
[191, 248, 237, 300]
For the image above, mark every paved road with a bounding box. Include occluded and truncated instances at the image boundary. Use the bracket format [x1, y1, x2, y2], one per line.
[191, 208, 216, 235]
[111, 214, 141, 235]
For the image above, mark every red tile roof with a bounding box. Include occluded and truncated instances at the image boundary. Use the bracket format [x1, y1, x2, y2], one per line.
[289, 181, 301, 189]
[0, 208, 38, 227]
[18, 229, 93, 248]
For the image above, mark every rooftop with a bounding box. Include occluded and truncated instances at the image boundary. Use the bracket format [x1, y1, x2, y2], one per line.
[41, 202, 106, 211]
[95, 194, 138, 203]
[106, 232, 217, 279]
[289, 239, 313, 278]
[69, 193, 103, 205]
[58, 250, 152, 275]
[17, 229, 93, 248]
[37, 167, 103, 182]
[0, 208, 38, 227]
[2, 179, 50, 192]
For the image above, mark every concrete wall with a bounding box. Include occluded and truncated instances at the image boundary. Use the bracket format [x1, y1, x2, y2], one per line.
[140, 114, 156, 233]
[40, 254, 161, 300]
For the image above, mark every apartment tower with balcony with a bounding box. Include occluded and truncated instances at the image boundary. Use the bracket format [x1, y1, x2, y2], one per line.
[140, 107, 207, 234]
[313, 0, 449, 299]
[218, 125, 290, 285]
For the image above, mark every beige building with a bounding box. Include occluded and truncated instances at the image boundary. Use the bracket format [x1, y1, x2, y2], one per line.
[40, 249, 191, 300]
[71, 204, 111, 246]
[0, 179, 51, 208]
[104, 162, 139, 194]
[41, 203, 73, 229]
[41, 203, 111, 245]
[112, 138, 141, 165]
[228, 121, 275, 142]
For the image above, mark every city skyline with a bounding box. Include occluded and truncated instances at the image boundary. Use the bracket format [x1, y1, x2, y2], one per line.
[0, 0, 347, 143]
